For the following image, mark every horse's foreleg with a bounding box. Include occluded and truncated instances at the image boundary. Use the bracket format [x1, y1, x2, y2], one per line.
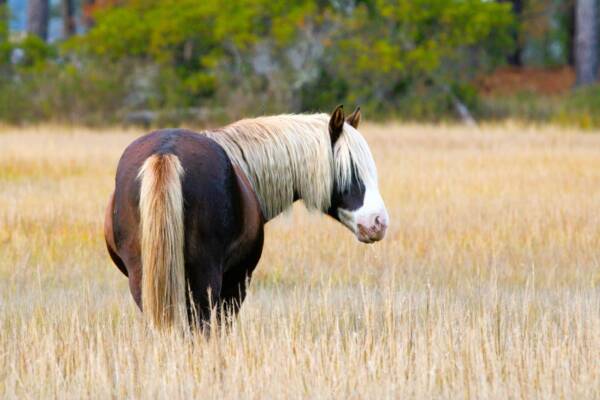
[218, 233, 263, 321]
[127, 258, 143, 311]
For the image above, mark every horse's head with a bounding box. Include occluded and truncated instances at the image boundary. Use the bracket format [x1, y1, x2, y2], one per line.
[327, 105, 389, 243]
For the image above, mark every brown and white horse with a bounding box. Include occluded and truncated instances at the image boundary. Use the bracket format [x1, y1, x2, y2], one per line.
[104, 106, 389, 329]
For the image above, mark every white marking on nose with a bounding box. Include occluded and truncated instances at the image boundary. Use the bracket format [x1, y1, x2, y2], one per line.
[339, 184, 389, 243]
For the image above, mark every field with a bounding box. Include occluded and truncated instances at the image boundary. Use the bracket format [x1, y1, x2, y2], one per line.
[1, 123, 599, 399]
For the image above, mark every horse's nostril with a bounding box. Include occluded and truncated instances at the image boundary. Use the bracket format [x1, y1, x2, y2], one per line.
[375, 215, 386, 228]
[374, 215, 388, 232]
[357, 223, 366, 232]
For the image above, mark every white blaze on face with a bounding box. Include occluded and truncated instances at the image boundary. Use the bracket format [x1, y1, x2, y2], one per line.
[334, 123, 389, 243]
[338, 180, 389, 243]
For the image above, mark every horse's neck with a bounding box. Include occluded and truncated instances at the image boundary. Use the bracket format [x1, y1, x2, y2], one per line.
[205, 116, 332, 221]
[244, 145, 315, 222]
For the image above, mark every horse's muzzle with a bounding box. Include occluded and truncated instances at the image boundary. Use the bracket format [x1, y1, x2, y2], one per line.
[357, 214, 388, 243]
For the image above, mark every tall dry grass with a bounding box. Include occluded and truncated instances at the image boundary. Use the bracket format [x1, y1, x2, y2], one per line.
[0, 123, 599, 399]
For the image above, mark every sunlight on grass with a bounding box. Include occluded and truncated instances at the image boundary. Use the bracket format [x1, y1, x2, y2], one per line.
[0, 123, 599, 398]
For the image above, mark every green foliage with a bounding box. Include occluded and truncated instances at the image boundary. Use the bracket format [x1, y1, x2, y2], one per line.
[64, 0, 324, 112]
[520, 0, 574, 67]
[0, 4, 8, 43]
[0, 61, 131, 125]
[331, 0, 514, 108]
[552, 86, 600, 129]
[478, 85, 600, 130]
[1, 0, 516, 124]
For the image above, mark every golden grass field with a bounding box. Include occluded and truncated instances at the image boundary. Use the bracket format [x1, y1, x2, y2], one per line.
[0, 123, 599, 399]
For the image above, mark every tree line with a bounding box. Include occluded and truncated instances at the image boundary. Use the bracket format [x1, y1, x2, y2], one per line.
[2, 0, 600, 126]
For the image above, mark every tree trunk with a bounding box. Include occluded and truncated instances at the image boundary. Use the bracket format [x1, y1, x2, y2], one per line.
[0, 0, 7, 41]
[508, 0, 523, 66]
[567, 1, 576, 66]
[575, 0, 598, 86]
[83, 0, 96, 30]
[27, 0, 49, 41]
[499, 0, 523, 66]
[62, 0, 76, 38]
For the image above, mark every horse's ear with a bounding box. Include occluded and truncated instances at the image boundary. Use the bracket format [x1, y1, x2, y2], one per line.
[329, 105, 345, 145]
[346, 106, 361, 128]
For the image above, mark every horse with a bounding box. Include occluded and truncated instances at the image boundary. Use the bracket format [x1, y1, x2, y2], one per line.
[103, 105, 389, 329]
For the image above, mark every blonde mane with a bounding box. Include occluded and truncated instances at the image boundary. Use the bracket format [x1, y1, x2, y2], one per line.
[204, 113, 377, 220]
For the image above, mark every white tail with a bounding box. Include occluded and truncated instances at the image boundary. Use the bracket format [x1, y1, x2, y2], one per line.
[137, 154, 187, 329]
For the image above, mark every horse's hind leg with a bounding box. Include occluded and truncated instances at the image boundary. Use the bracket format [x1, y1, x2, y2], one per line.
[186, 262, 223, 328]
[104, 191, 128, 277]
[219, 266, 251, 319]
